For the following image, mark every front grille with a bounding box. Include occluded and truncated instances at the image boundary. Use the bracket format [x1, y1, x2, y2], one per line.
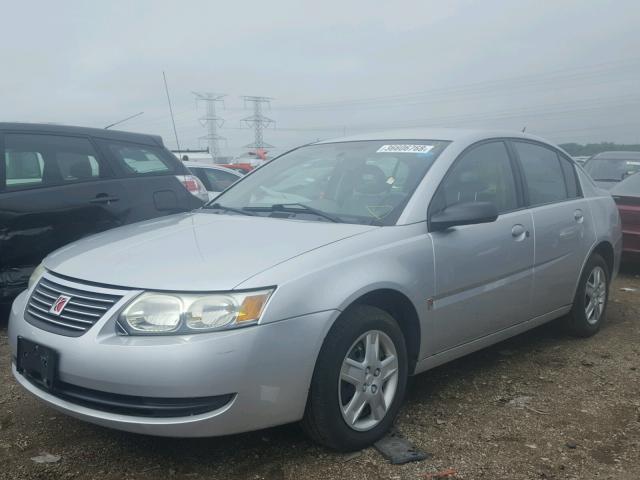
[26, 276, 124, 337]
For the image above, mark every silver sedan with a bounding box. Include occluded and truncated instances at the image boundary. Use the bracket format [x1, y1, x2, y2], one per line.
[8, 128, 621, 451]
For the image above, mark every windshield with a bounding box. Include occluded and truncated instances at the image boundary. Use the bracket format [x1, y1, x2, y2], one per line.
[208, 140, 449, 225]
[585, 158, 640, 182]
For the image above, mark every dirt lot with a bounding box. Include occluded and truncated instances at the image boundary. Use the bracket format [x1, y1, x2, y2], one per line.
[1, 271, 639, 480]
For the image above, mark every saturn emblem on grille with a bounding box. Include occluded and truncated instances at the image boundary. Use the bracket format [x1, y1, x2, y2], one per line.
[49, 295, 72, 316]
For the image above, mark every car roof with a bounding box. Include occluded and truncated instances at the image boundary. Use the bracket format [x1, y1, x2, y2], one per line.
[591, 151, 640, 160]
[0, 122, 164, 146]
[182, 161, 242, 175]
[314, 127, 551, 146]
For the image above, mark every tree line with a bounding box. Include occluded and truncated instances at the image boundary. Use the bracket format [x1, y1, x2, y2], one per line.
[560, 142, 640, 157]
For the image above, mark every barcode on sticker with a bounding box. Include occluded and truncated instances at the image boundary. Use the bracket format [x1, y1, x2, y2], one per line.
[377, 144, 434, 153]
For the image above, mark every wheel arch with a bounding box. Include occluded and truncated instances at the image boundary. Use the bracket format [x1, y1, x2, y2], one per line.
[573, 240, 615, 299]
[347, 288, 421, 374]
[592, 241, 615, 276]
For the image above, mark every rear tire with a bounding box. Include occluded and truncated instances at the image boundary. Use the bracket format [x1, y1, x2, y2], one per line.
[302, 305, 408, 451]
[565, 253, 609, 337]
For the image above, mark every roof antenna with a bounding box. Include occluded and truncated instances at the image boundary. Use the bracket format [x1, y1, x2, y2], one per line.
[104, 112, 144, 129]
[163, 71, 182, 153]
[521, 126, 527, 133]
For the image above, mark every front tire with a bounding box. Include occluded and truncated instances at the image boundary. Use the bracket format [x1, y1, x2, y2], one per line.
[302, 305, 408, 451]
[566, 253, 609, 337]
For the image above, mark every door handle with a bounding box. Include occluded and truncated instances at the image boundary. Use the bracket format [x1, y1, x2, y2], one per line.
[574, 209, 584, 223]
[511, 224, 529, 240]
[90, 195, 120, 204]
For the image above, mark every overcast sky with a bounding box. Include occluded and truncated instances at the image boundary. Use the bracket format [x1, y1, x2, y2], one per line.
[1, 0, 639, 156]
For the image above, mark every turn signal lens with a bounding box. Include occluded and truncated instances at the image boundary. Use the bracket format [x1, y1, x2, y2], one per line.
[238, 293, 271, 323]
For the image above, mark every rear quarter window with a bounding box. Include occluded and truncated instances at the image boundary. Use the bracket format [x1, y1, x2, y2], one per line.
[104, 141, 178, 176]
[559, 155, 581, 198]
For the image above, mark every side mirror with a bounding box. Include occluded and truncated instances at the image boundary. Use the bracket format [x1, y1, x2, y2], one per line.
[430, 201, 499, 231]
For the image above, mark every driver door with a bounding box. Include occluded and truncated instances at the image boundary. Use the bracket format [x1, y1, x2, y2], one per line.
[428, 141, 534, 353]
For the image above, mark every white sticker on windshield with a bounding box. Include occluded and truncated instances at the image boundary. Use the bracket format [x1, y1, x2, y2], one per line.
[377, 144, 434, 154]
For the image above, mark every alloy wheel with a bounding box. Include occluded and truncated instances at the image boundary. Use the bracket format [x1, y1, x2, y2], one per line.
[338, 330, 399, 432]
[585, 265, 607, 325]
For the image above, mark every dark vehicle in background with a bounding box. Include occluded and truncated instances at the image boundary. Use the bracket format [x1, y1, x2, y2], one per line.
[610, 172, 640, 257]
[584, 151, 640, 189]
[0, 123, 205, 306]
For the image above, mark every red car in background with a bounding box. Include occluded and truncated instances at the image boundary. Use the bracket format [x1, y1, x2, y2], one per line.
[218, 162, 254, 175]
[610, 173, 640, 256]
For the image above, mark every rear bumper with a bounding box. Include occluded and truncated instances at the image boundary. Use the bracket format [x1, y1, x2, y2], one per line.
[9, 290, 338, 437]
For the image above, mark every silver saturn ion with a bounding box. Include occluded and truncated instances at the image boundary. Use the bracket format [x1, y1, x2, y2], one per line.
[8, 129, 621, 451]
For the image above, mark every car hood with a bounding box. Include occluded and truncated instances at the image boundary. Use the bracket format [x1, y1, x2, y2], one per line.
[44, 211, 376, 291]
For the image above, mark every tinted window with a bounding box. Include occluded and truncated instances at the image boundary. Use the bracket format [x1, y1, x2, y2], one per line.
[432, 141, 518, 215]
[4, 134, 102, 190]
[559, 156, 580, 198]
[107, 143, 175, 175]
[514, 142, 567, 206]
[193, 168, 239, 191]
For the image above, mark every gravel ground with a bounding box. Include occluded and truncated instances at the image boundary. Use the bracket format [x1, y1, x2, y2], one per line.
[1, 270, 639, 480]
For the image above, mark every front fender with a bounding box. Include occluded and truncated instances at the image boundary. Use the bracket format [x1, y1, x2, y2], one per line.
[237, 223, 435, 358]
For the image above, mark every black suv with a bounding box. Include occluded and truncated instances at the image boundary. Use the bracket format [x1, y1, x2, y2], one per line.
[0, 123, 204, 306]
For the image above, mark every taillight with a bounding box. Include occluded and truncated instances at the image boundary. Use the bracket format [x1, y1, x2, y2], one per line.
[176, 175, 209, 202]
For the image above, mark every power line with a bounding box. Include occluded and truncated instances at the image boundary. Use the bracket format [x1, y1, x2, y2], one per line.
[192, 92, 226, 162]
[240, 96, 275, 151]
[274, 58, 640, 110]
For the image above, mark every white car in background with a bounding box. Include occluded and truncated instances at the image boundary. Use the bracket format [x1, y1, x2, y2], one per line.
[183, 162, 243, 201]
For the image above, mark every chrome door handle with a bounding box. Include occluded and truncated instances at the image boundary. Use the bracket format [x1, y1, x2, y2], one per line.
[511, 224, 527, 238]
[574, 210, 584, 222]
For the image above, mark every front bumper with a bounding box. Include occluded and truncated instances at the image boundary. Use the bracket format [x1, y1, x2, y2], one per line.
[8, 289, 337, 437]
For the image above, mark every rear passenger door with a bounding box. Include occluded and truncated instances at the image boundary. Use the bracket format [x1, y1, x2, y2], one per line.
[511, 140, 595, 317]
[95, 139, 200, 221]
[0, 132, 130, 292]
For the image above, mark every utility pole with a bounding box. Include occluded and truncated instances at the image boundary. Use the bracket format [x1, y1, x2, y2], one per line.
[241, 96, 275, 155]
[192, 92, 226, 163]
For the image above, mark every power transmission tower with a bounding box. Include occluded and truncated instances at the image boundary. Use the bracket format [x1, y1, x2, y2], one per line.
[240, 96, 275, 153]
[192, 92, 226, 162]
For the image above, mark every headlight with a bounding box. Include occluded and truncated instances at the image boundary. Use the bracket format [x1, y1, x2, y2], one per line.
[28, 263, 46, 289]
[119, 289, 274, 335]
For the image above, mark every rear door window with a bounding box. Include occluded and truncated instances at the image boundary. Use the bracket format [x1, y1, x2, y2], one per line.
[3, 133, 103, 190]
[105, 142, 176, 176]
[513, 141, 568, 206]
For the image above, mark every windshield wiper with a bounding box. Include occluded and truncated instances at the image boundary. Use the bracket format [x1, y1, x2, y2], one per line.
[244, 203, 343, 223]
[593, 178, 620, 182]
[206, 203, 255, 216]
